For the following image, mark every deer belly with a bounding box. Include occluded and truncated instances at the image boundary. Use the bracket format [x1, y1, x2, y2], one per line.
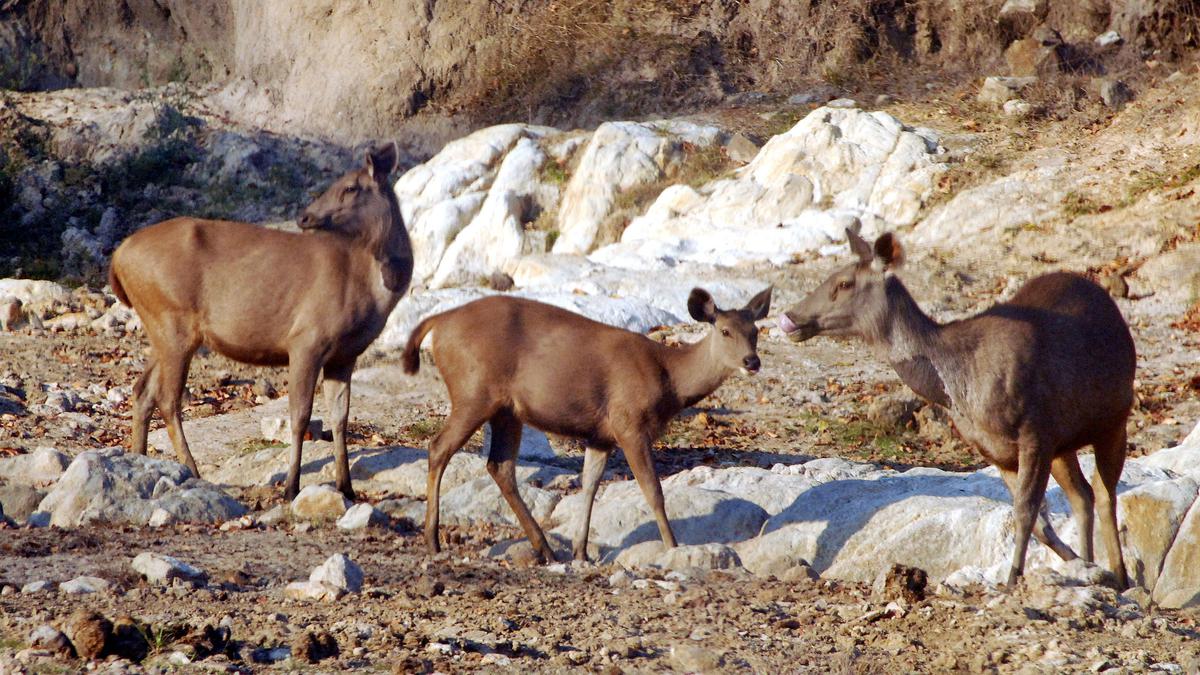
[202, 330, 289, 366]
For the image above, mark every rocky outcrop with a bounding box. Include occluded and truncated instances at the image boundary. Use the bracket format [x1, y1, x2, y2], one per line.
[552, 120, 722, 255]
[33, 448, 247, 527]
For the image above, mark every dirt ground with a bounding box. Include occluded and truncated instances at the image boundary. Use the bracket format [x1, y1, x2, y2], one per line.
[6, 69, 1200, 672]
[3, 246, 1200, 672]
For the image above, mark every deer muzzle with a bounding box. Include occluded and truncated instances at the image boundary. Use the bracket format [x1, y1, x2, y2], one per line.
[778, 312, 818, 343]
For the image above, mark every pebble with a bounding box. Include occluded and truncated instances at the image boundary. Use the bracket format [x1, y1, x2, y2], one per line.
[21, 580, 55, 593]
[63, 609, 112, 660]
[671, 644, 724, 672]
[336, 503, 385, 530]
[60, 576, 112, 594]
[132, 551, 208, 586]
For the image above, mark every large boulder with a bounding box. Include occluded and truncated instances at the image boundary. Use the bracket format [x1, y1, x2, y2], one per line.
[663, 465, 822, 515]
[429, 138, 547, 288]
[394, 124, 557, 285]
[552, 120, 722, 255]
[1153, 498, 1200, 608]
[548, 481, 768, 554]
[347, 446, 567, 499]
[33, 448, 247, 527]
[438, 476, 563, 528]
[1117, 476, 1199, 590]
[590, 107, 945, 270]
[614, 541, 743, 572]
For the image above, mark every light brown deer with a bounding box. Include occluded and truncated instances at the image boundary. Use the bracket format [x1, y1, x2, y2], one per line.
[109, 143, 412, 501]
[780, 229, 1134, 588]
[402, 287, 772, 563]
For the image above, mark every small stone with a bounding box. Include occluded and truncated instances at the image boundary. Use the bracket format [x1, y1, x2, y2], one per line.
[671, 644, 724, 672]
[787, 89, 834, 106]
[866, 393, 922, 429]
[977, 76, 1037, 107]
[253, 379, 277, 399]
[284, 580, 338, 601]
[290, 484, 350, 521]
[307, 553, 363, 597]
[826, 98, 858, 109]
[998, 0, 1048, 34]
[28, 624, 72, 657]
[415, 576, 445, 598]
[260, 416, 323, 444]
[1095, 30, 1122, 48]
[148, 508, 175, 527]
[724, 132, 761, 164]
[488, 271, 514, 291]
[781, 563, 821, 583]
[257, 504, 288, 526]
[290, 630, 339, 663]
[336, 503, 385, 530]
[873, 564, 928, 603]
[1003, 99, 1034, 116]
[1096, 78, 1133, 110]
[608, 569, 634, 587]
[59, 576, 112, 594]
[874, 94, 895, 106]
[22, 580, 55, 593]
[132, 552, 208, 586]
[0, 483, 47, 523]
[63, 609, 112, 660]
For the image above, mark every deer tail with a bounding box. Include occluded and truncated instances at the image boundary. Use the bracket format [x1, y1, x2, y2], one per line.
[402, 314, 438, 375]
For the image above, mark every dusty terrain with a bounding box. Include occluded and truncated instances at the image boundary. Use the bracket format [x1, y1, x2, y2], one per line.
[3, 242, 1200, 671]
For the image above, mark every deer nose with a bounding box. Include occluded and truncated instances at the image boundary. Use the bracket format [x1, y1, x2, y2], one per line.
[297, 211, 318, 229]
[743, 355, 760, 372]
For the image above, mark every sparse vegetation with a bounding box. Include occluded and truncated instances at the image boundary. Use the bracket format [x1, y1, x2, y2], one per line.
[403, 418, 444, 442]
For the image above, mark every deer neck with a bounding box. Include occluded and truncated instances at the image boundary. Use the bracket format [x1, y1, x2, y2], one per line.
[368, 195, 413, 296]
[664, 331, 733, 409]
[866, 276, 952, 407]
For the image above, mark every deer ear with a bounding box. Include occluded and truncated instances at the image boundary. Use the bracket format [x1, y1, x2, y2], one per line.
[846, 228, 873, 263]
[687, 288, 718, 323]
[743, 285, 772, 321]
[366, 141, 399, 181]
[873, 232, 905, 270]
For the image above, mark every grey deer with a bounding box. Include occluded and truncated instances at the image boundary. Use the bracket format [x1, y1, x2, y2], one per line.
[109, 142, 412, 500]
[779, 230, 1134, 588]
[402, 287, 772, 563]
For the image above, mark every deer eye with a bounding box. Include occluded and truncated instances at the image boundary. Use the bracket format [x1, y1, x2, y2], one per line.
[721, 328, 731, 338]
[837, 280, 854, 291]
[342, 185, 359, 198]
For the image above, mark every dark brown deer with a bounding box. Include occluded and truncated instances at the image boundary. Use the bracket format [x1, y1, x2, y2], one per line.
[780, 229, 1134, 588]
[402, 287, 772, 563]
[108, 143, 412, 501]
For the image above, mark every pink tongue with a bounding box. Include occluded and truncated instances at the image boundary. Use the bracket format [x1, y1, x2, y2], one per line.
[778, 313, 798, 333]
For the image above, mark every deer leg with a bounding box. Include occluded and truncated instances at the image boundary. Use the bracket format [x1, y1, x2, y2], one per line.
[486, 411, 557, 563]
[425, 403, 490, 554]
[283, 353, 322, 501]
[1000, 465, 1076, 565]
[1092, 425, 1129, 589]
[1002, 444, 1057, 586]
[130, 355, 158, 455]
[323, 360, 355, 501]
[1050, 453, 1095, 563]
[156, 346, 199, 479]
[619, 432, 677, 548]
[573, 444, 611, 562]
